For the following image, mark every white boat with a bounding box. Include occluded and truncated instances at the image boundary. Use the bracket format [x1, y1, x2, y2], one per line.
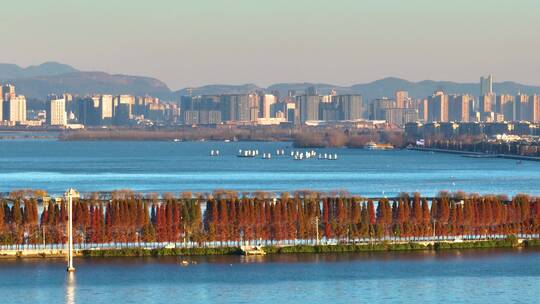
[364, 141, 394, 150]
[365, 141, 378, 150]
[238, 149, 257, 158]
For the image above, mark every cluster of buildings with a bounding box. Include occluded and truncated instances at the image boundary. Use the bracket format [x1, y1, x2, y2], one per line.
[65, 94, 178, 127]
[0, 84, 28, 126]
[0, 83, 179, 128]
[417, 76, 540, 124]
[1, 75, 539, 129]
[179, 88, 367, 126]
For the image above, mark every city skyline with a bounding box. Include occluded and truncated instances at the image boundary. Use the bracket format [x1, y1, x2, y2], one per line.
[2, 0, 540, 89]
[3, 76, 540, 129]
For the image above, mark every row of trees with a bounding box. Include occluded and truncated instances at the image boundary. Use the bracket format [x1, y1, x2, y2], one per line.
[0, 192, 539, 246]
[293, 129, 404, 149]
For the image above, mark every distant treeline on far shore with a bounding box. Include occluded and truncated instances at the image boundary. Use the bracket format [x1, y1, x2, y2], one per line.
[57, 127, 406, 148]
[0, 189, 538, 246]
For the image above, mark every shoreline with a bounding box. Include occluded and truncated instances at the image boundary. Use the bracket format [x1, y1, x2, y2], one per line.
[2, 238, 539, 259]
[410, 147, 540, 162]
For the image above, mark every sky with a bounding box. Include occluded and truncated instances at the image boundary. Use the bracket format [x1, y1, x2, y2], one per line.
[2, 0, 540, 90]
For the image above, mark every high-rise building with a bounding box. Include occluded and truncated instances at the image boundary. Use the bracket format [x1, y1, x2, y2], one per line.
[46, 97, 67, 126]
[184, 110, 199, 125]
[496, 94, 514, 120]
[319, 102, 339, 121]
[2, 84, 15, 100]
[76, 98, 100, 126]
[529, 95, 540, 122]
[334, 95, 365, 120]
[179, 95, 220, 124]
[295, 95, 320, 123]
[99, 95, 113, 123]
[515, 93, 528, 121]
[448, 94, 470, 122]
[112, 95, 134, 125]
[370, 98, 395, 120]
[479, 93, 495, 113]
[480, 75, 493, 96]
[384, 108, 419, 126]
[427, 91, 448, 122]
[395, 91, 408, 108]
[220, 94, 251, 122]
[63, 93, 75, 119]
[419, 99, 429, 122]
[114, 103, 132, 125]
[248, 93, 259, 121]
[285, 102, 296, 123]
[258, 94, 276, 119]
[3, 95, 26, 123]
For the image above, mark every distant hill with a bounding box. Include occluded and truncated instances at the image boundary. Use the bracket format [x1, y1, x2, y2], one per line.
[349, 78, 540, 102]
[0, 62, 78, 79]
[180, 77, 540, 101]
[0, 63, 173, 100]
[9, 72, 173, 100]
[3, 62, 540, 101]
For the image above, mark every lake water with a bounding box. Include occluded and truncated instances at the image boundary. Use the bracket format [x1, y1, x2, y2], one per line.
[1, 138, 540, 196]
[2, 137, 540, 303]
[1, 249, 539, 304]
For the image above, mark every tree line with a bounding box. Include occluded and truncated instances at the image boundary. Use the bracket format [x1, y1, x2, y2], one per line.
[0, 192, 539, 246]
[425, 138, 540, 157]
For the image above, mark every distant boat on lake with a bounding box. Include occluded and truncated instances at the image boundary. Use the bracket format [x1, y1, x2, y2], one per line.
[364, 141, 394, 150]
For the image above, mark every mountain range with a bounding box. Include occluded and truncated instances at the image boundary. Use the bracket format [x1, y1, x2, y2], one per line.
[0, 62, 173, 100]
[2, 62, 540, 101]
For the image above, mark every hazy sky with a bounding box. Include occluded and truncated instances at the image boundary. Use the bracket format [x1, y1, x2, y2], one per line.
[2, 0, 540, 89]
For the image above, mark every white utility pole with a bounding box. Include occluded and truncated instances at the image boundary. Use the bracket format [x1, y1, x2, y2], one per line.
[65, 188, 78, 272]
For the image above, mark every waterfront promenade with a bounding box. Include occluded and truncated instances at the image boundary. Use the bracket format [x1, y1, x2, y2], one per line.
[2, 234, 539, 258]
[409, 147, 540, 162]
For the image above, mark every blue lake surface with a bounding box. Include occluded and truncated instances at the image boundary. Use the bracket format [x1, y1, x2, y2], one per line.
[2, 137, 540, 303]
[1, 138, 540, 196]
[1, 249, 539, 304]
